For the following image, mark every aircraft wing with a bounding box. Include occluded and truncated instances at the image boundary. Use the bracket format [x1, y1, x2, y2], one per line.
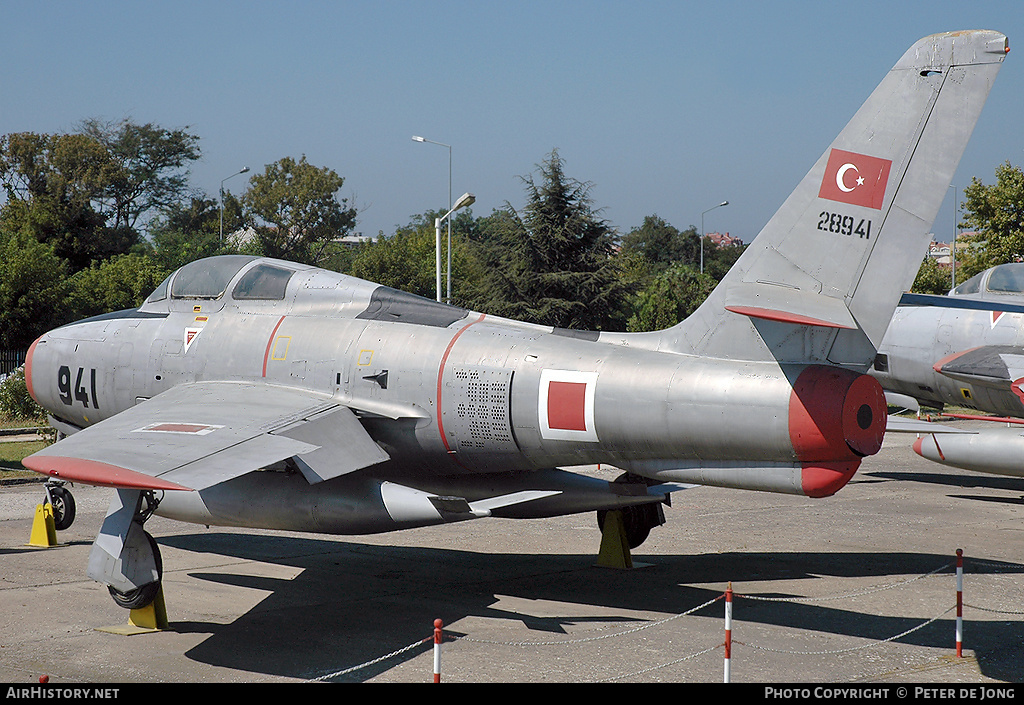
[22, 381, 390, 491]
[932, 345, 1024, 390]
[885, 415, 975, 434]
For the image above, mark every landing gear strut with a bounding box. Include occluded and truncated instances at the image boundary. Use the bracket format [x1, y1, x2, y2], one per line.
[596, 473, 668, 549]
[89, 489, 165, 610]
[597, 502, 665, 549]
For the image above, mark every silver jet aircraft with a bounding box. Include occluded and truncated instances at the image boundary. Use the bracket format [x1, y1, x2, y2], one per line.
[874, 261, 1024, 477]
[22, 30, 1008, 611]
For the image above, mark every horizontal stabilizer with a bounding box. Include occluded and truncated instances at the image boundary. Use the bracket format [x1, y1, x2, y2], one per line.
[724, 282, 858, 329]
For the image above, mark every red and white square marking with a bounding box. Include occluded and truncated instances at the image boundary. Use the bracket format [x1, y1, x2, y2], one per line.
[133, 422, 223, 436]
[539, 369, 599, 442]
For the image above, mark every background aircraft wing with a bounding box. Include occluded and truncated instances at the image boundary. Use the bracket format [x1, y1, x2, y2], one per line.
[933, 345, 1024, 390]
[23, 381, 390, 491]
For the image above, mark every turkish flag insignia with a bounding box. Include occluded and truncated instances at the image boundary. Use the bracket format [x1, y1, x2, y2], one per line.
[817, 149, 892, 210]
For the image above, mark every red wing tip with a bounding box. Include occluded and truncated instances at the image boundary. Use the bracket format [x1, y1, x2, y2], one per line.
[22, 455, 193, 491]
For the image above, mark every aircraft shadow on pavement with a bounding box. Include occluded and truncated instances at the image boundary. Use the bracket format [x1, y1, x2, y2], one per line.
[158, 532, 1024, 682]
[867, 471, 1024, 507]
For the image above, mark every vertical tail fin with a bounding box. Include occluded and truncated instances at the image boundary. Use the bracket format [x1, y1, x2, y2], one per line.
[658, 30, 1008, 368]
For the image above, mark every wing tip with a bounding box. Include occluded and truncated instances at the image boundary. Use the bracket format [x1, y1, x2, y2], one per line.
[22, 455, 194, 491]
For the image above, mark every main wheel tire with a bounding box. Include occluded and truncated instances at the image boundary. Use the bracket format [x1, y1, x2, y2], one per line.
[48, 485, 76, 531]
[597, 506, 653, 549]
[107, 531, 163, 610]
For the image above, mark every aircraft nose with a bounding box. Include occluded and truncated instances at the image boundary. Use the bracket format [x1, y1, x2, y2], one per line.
[24, 335, 44, 404]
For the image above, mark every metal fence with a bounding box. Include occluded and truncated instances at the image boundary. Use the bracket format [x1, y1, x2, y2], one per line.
[0, 350, 26, 377]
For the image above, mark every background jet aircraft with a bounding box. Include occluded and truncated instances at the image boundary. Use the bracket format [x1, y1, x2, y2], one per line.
[22, 30, 1007, 611]
[874, 261, 1024, 477]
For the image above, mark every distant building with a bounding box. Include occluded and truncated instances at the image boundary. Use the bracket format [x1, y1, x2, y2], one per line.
[705, 231, 743, 248]
[333, 232, 375, 248]
[927, 232, 977, 268]
[227, 227, 374, 249]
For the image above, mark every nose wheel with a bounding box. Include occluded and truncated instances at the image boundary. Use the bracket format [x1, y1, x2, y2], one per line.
[45, 483, 76, 531]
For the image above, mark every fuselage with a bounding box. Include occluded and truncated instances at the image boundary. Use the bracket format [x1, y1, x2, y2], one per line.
[873, 264, 1024, 417]
[26, 256, 884, 501]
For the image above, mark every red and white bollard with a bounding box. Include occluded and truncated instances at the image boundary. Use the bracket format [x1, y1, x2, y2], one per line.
[956, 549, 964, 658]
[433, 619, 443, 683]
[724, 583, 733, 683]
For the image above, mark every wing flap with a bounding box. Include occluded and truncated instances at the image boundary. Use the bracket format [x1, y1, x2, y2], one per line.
[275, 405, 391, 483]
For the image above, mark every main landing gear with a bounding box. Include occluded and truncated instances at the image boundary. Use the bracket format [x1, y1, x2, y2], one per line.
[90, 489, 165, 612]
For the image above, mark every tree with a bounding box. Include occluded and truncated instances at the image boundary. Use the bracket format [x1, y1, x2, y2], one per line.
[910, 256, 952, 295]
[348, 210, 485, 303]
[0, 131, 135, 270]
[626, 263, 716, 332]
[148, 194, 242, 271]
[955, 162, 1024, 281]
[65, 253, 170, 321]
[79, 118, 201, 233]
[241, 155, 357, 264]
[478, 150, 631, 330]
[620, 215, 699, 272]
[0, 232, 69, 349]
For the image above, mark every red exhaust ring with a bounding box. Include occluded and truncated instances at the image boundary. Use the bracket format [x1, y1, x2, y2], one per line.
[789, 366, 887, 497]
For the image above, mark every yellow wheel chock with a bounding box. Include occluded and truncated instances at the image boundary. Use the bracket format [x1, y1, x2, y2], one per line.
[27, 503, 57, 548]
[97, 586, 169, 635]
[596, 509, 633, 569]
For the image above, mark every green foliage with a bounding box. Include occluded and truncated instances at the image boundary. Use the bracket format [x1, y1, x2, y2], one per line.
[955, 162, 1024, 280]
[349, 210, 485, 304]
[242, 155, 356, 264]
[0, 232, 70, 349]
[65, 254, 171, 320]
[620, 215, 699, 272]
[0, 131, 135, 270]
[477, 150, 632, 331]
[627, 263, 716, 332]
[79, 118, 202, 231]
[148, 195, 242, 271]
[910, 256, 952, 295]
[349, 223, 437, 298]
[0, 367, 46, 421]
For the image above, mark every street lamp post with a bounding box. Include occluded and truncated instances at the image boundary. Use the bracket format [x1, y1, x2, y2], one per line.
[434, 193, 475, 302]
[220, 166, 250, 243]
[951, 183, 958, 290]
[412, 136, 455, 301]
[701, 200, 729, 274]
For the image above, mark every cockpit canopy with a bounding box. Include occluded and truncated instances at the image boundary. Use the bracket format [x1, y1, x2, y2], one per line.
[951, 262, 1024, 299]
[146, 256, 298, 304]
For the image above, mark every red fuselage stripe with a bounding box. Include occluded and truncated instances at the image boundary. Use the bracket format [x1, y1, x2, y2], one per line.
[262, 316, 287, 377]
[436, 314, 487, 453]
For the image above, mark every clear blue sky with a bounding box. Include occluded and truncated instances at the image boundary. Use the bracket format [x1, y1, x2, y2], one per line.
[1, 1, 1021, 245]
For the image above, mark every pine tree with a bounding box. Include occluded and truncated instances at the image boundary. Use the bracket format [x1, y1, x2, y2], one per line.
[479, 150, 631, 331]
